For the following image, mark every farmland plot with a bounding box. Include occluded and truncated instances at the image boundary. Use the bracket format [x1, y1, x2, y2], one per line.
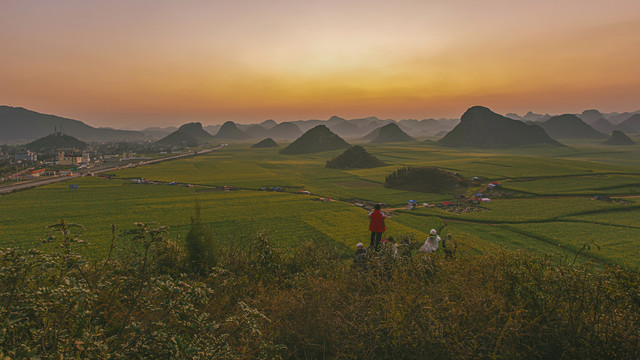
[2, 141, 639, 267]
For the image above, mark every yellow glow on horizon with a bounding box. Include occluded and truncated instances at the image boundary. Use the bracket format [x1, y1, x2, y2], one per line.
[2, 1, 640, 126]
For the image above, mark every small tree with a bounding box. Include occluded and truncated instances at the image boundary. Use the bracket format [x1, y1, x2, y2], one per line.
[185, 203, 217, 275]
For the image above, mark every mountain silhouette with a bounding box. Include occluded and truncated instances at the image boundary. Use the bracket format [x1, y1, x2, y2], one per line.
[268, 122, 302, 139]
[156, 132, 199, 147]
[368, 123, 415, 143]
[580, 109, 605, 125]
[177, 122, 215, 142]
[245, 125, 270, 139]
[279, 125, 350, 155]
[439, 106, 562, 147]
[604, 130, 636, 145]
[140, 126, 177, 140]
[260, 119, 277, 129]
[607, 112, 636, 125]
[326, 145, 385, 169]
[328, 120, 361, 138]
[327, 116, 347, 126]
[590, 118, 616, 134]
[0, 106, 146, 143]
[214, 121, 252, 140]
[539, 114, 607, 139]
[251, 138, 278, 148]
[289, 119, 325, 133]
[616, 114, 640, 133]
[156, 122, 213, 146]
[26, 133, 87, 153]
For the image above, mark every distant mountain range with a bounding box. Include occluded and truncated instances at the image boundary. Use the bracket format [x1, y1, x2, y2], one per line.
[0, 106, 147, 144]
[3, 105, 638, 145]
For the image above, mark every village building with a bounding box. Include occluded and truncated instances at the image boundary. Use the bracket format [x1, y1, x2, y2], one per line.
[14, 149, 38, 162]
[57, 149, 84, 165]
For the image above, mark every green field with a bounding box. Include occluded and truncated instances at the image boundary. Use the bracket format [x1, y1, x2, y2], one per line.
[1, 141, 640, 268]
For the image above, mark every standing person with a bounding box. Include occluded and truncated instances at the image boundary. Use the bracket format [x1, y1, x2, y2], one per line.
[442, 234, 457, 258]
[368, 204, 386, 250]
[420, 229, 441, 254]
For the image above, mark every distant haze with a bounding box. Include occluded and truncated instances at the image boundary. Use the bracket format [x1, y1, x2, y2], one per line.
[2, 1, 640, 128]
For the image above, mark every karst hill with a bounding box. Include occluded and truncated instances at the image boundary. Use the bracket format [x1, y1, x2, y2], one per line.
[366, 123, 415, 143]
[279, 125, 350, 155]
[438, 106, 562, 147]
[251, 138, 278, 148]
[26, 133, 88, 153]
[156, 122, 213, 146]
[580, 109, 605, 124]
[268, 122, 302, 139]
[604, 130, 636, 145]
[539, 114, 607, 139]
[617, 114, 640, 133]
[213, 121, 252, 140]
[326, 145, 386, 169]
[590, 118, 616, 134]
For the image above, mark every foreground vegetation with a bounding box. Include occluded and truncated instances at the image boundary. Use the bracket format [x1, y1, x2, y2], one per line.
[1, 219, 639, 359]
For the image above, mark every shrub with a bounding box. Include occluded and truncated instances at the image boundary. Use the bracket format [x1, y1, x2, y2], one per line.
[1, 221, 639, 359]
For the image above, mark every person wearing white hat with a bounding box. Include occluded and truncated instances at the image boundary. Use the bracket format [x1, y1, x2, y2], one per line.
[420, 229, 441, 254]
[353, 242, 367, 267]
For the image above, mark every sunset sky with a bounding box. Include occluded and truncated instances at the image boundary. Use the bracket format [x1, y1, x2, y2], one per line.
[2, 0, 640, 128]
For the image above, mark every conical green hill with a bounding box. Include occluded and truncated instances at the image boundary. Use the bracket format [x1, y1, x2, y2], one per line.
[604, 130, 636, 145]
[280, 125, 350, 154]
[251, 138, 278, 148]
[369, 123, 415, 143]
[326, 145, 385, 169]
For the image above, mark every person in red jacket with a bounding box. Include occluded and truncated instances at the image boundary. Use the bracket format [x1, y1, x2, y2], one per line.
[368, 204, 387, 250]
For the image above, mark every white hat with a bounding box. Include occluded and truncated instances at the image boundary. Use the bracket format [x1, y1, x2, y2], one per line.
[430, 229, 437, 235]
[356, 242, 364, 248]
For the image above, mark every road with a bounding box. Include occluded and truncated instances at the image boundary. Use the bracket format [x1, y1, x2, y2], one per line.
[0, 145, 224, 195]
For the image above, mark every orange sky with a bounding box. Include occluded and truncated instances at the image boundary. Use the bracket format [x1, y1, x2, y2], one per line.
[1, 0, 640, 128]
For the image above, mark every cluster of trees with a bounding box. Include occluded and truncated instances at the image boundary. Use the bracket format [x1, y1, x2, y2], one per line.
[1, 211, 639, 359]
[385, 166, 470, 193]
